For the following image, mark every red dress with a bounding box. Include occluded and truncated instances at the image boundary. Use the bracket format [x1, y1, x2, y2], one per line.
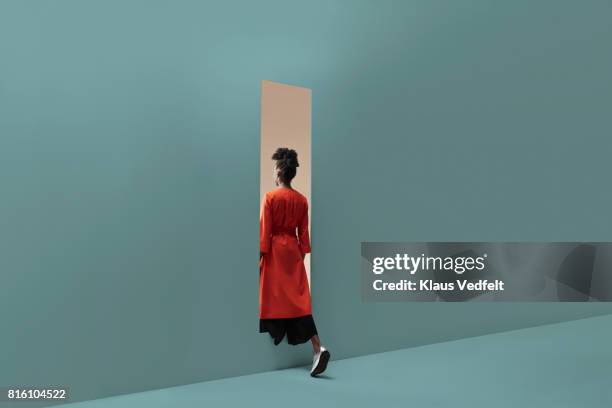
[259, 187, 311, 319]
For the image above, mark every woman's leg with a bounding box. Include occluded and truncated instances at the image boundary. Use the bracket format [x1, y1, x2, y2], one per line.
[310, 334, 321, 354]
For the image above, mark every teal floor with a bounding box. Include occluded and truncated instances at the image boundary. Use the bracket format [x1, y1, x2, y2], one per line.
[64, 315, 612, 408]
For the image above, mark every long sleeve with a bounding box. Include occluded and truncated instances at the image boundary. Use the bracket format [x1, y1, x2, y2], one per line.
[298, 202, 311, 254]
[260, 194, 272, 253]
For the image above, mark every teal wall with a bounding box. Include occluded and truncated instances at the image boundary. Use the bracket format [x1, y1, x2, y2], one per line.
[1, 0, 611, 405]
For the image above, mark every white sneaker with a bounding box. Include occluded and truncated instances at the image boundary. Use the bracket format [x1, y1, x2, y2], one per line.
[310, 346, 330, 377]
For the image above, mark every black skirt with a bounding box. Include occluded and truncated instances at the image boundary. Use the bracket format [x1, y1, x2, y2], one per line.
[260, 315, 318, 345]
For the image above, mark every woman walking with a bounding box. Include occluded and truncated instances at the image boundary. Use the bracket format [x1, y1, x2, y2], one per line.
[259, 147, 330, 377]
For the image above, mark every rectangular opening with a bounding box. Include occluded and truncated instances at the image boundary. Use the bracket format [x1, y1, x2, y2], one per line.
[260, 80, 312, 281]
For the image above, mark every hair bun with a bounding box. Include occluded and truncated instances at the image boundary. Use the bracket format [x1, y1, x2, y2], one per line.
[272, 147, 299, 168]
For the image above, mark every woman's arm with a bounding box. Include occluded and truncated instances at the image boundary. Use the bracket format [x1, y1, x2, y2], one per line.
[298, 203, 311, 256]
[260, 194, 272, 256]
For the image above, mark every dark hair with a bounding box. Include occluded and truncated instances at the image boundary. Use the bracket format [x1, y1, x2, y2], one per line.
[272, 147, 299, 183]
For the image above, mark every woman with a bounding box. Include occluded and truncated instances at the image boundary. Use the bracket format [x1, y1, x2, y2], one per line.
[259, 147, 330, 377]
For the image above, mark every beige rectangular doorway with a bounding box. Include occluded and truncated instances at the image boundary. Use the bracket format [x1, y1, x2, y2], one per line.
[260, 80, 312, 281]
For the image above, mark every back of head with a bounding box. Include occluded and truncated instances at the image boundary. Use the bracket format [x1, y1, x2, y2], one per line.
[272, 147, 299, 184]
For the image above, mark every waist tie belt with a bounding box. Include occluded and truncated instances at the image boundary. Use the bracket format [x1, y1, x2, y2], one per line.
[272, 227, 297, 236]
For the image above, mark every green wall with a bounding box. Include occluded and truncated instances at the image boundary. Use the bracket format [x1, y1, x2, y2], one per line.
[1, 0, 611, 405]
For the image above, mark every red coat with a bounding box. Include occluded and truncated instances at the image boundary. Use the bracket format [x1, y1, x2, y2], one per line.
[259, 187, 311, 319]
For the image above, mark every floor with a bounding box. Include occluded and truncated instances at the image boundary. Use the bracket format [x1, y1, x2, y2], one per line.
[63, 314, 612, 408]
